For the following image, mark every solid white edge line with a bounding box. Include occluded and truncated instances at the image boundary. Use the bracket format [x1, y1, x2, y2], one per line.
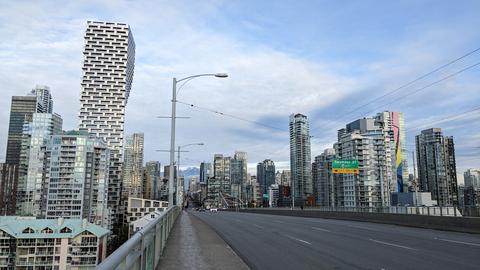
[369, 239, 417, 250]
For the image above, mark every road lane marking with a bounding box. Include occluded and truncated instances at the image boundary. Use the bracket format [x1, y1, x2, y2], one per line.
[369, 239, 417, 250]
[285, 235, 312, 245]
[253, 224, 264, 229]
[311, 227, 331, 232]
[348, 225, 378, 231]
[434, 237, 480, 247]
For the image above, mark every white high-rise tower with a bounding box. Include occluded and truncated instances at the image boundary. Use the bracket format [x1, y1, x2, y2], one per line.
[78, 21, 135, 225]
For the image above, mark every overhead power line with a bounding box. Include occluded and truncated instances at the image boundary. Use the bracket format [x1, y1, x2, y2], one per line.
[405, 106, 480, 132]
[356, 61, 480, 118]
[176, 48, 480, 159]
[176, 100, 286, 132]
[328, 46, 480, 127]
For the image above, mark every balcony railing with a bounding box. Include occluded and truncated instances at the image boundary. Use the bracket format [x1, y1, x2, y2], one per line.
[97, 206, 180, 270]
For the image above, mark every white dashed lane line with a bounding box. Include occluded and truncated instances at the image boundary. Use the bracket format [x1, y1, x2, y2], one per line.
[434, 237, 480, 247]
[285, 235, 312, 245]
[369, 239, 417, 251]
[253, 224, 264, 229]
[311, 227, 331, 232]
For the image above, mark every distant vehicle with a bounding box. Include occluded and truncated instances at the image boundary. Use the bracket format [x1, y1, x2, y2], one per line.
[198, 208, 206, 212]
[210, 208, 218, 212]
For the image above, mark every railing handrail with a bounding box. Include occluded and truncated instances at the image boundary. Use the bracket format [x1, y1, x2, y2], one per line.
[97, 205, 180, 270]
[246, 205, 466, 217]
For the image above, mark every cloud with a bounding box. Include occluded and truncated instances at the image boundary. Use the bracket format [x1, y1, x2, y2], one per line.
[0, 0, 478, 178]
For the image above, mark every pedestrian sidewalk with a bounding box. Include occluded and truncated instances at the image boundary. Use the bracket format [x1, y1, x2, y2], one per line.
[158, 210, 249, 270]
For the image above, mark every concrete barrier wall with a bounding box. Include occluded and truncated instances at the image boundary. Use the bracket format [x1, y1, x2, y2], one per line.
[234, 209, 480, 234]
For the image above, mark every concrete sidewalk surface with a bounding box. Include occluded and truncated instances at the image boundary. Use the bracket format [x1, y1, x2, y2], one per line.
[158, 210, 250, 270]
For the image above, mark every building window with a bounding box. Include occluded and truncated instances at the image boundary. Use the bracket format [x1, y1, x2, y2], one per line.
[42, 227, 54, 234]
[22, 227, 34, 234]
[60, 227, 72, 233]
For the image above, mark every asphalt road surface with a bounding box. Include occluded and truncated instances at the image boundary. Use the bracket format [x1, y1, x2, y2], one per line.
[191, 211, 480, 270]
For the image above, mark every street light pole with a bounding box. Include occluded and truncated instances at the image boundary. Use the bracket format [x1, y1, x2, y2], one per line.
[168, 78, 177, 208]
[167, 73, 227, 207]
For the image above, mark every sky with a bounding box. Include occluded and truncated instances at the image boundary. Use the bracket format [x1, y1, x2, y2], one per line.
[0, 0, 479, 182]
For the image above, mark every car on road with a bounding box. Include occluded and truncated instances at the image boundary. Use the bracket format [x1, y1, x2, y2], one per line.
[210, 208, 218, 212]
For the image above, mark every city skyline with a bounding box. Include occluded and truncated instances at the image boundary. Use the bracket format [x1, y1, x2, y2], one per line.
[0, 1, 479, 183]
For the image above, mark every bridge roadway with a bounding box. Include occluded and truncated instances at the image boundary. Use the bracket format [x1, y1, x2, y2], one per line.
[191, 210, 480, 270]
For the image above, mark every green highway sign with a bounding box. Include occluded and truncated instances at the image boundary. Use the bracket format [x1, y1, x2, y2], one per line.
[332, 160, 359, 174]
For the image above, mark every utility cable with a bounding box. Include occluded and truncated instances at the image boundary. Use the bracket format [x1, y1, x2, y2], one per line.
[177, 100, 287, 132]
[327, 46, 480, 127]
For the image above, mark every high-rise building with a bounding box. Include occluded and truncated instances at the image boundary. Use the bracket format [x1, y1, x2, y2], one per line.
[312, 148, 336, 207]
[289, 113, 312, 204]
[268, 184, 279, 207]
[215, 154, 231, 195]
[16, 113, 63, 216]
[5, 86, 53, 165]
[335, 119, 390, 207]
[231, 151, 248, 202]
[416, 128, 458, 206]
[199, 162, 212, 185]
[280, 170, 291, 186]
[142, 169, 152, 199]
[0, 163, 19, 215]
[122, 133, 144, 200]
[333, 112, 407, 207]
[30, 85, 53, 114]
[78, 21, 136, 223]
[374, 112, 408, 192]
[145, 161, 161, 200]
[464, 169, 480, 189]
[207, 154, 231, 207]
[42, 131, 110, 227]
[257, 159, 276, 197]
[463, 186, 480, 207]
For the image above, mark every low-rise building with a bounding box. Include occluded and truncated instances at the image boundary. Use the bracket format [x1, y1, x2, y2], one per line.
[0, 216, 110, 269]
[125, 197, 168, 225]
[390, 192, 437, 206]
[129, 210, 163, 237]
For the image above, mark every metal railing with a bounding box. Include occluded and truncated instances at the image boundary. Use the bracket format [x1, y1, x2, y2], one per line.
[97, 206, 180, 270]
[255, 205, 464, 217]
[304, 206, 463, 217]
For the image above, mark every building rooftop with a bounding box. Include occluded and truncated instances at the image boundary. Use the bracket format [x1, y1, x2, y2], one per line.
[0, 216, 110, 239]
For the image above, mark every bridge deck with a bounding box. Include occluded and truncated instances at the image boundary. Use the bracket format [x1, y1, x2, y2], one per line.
[158, 210, 249, 270]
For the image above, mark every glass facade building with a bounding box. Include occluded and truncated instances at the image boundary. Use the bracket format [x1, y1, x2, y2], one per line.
[289, 113, 312, 204]
[17, 113, 63, 216]
[42, 131, 110, 227]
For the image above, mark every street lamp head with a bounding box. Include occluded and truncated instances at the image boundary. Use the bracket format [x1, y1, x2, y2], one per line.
[214, 73, 228, 78]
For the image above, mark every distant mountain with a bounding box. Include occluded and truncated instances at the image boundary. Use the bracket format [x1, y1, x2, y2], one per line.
[181, 167, 200, 191]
